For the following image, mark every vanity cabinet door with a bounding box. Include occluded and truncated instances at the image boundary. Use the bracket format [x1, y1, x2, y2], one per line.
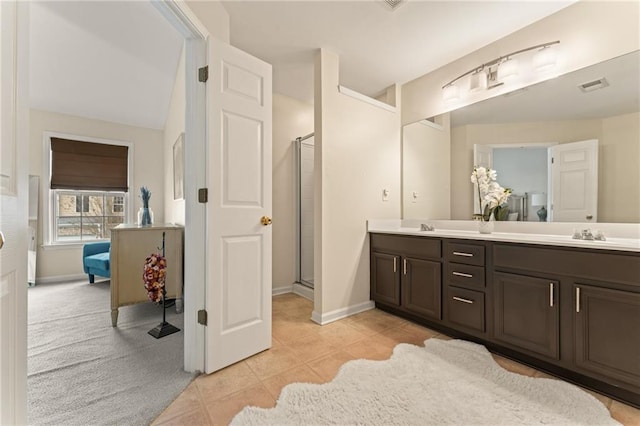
[574, 284, 640, 389]
[371, 252, 401, 306]
[401, 257, 442, 320]
[494, 272, 559, 360]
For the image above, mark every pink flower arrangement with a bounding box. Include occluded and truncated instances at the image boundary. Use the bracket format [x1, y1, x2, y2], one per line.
[143, 253, 166, 303]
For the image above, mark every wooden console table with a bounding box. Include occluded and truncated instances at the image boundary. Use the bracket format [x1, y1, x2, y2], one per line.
[110, 224, 183, 326]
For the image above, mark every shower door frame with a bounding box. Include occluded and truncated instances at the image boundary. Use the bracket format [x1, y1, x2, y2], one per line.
[294, 133, 315, 289]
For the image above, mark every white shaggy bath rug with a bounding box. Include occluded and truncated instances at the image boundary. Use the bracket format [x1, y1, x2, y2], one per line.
[232, 339, 619, 425]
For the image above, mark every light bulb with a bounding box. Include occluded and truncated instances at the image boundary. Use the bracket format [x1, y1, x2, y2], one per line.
[534, 46, 557, 71]
[442, 84, 459, 101]
[497, 58, 519, 81]
[469, 71, 487, 92]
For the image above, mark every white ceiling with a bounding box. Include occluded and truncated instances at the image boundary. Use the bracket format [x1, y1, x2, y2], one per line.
[29, 1, 184, 130]
[222, 0, 576, 103]
[29, 0, 576, 130]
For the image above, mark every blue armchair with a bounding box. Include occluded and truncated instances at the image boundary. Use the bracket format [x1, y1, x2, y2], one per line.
[83, 241, 111, 283]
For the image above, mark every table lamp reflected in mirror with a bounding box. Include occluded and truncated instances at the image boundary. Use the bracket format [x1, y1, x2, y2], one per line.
[531, 193, 547, 222]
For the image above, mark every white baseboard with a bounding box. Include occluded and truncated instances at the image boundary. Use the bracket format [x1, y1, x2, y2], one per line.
[311, 300, 375, 325]
[292, 283, 313, 301]
[272, 285, 293, 296]
[35, 273, 89, 285]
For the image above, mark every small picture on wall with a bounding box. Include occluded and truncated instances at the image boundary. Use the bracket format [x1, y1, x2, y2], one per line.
[173, 133, 184, 200]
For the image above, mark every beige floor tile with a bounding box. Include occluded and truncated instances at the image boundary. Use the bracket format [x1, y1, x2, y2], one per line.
[609, 400, 640, 426]
[342, 313, 406, 336]
[532, 370, 558, 380]
[380, 325, 433, 347]
[272, 318, 320, 343]
[195, 361, 260, 402]
[343, 333, 397, 361]
[400, 321, 440, 342]
[284, 331, 339, 361]
[244, 345, 303, 379]
[492, 354, 537, 377]
[307, 350, 360, 382]
[261, 364, 325, 399]
[153, 382, 203, 424]
[152, 406, 211, 426]
[315, 321, 368, 347]
[204, 383, 276, 426]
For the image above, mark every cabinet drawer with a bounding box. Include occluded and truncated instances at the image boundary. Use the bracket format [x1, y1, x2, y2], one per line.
[446, 263, 485, 289]
[370, 233, 441, 259]
[447, 286, 485, 332]
[445, 242, 485, 266]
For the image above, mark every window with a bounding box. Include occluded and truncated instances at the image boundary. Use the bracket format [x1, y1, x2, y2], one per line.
[112, 196, 124, 213]
[75, 196, 90, 213]
[54, 191, 126, 242]
[45, 134, 131, 245]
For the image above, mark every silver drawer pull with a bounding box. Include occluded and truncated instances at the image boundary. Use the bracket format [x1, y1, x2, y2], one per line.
[452, 272, 473, 278]
[549, 283, 554, 307]
[453, 296, 474, 304]
[576, 287, 580, 313]
[393, 257, 397, 273]
[453, 251, 473, 257]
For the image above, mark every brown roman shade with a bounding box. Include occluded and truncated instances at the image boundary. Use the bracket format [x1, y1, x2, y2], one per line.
[50, 138, 129, 192]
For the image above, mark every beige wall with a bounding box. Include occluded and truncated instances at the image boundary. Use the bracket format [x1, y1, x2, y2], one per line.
[402, 114, 451, 219]
[164, 45, 186, 226]
[272, 93, 314, 291]
[29, 109, 164, 280]
[315, 49, 401, 317]
[402, 1, 640, 125]
[600, 112, 640, 222]
[450, 113, 640, 222]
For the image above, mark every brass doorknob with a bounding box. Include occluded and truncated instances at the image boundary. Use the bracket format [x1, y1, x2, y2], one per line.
[261, 216, 272, 226]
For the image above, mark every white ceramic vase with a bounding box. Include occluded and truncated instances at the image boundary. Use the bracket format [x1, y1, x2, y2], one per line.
[478, 220, 494, 234]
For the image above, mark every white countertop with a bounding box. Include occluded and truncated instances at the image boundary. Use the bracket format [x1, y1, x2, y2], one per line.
[368, 220, 640, 253]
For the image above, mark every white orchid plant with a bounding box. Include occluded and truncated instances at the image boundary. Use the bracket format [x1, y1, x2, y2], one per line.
[470, 166, 512, 221]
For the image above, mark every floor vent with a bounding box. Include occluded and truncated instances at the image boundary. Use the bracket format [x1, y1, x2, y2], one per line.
[578, 77, 609, 93]
[382, 0, 405, 11]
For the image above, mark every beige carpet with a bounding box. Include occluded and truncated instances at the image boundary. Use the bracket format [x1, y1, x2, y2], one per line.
[232, 338, 619, 425]
[28, 280, 194, 425]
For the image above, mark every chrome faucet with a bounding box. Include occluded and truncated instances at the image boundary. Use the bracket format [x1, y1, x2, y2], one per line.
[581, 229, 595, 240]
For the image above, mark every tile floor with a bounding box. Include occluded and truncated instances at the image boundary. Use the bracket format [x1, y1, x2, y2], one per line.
[153, 293, 640, 426]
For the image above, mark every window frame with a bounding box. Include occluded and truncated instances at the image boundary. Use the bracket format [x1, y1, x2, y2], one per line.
[43, 132, 134, 247]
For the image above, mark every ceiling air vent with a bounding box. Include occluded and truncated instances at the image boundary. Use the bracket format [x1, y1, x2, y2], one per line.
[382, 0, 405, 11]
[578, 77, 609, 93]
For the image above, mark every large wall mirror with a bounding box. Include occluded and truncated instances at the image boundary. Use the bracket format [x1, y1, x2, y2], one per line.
[403, 50, 639, 223]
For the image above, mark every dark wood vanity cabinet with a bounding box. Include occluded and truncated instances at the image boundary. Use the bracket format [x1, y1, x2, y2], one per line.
[443, 241, 487, 334]
[370, 232, 640, 407]
[573, 284, 640, 391]
[370, 234, 442, 320]
[493, 272, 559, 360]
[371, 252, 401, 306]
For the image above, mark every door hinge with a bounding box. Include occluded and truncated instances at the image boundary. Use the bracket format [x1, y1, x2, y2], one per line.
[197, 309, 208, 326]
[551, 157, 554, 164]
[198, 66, 209, 83]
[198, 188, 208, 203]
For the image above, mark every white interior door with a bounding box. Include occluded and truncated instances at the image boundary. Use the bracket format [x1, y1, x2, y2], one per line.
[205, 38, 272, 373]
[473, 144, 493, 215]
[0, 2, 28, 423]
[550, 139, 598, 222]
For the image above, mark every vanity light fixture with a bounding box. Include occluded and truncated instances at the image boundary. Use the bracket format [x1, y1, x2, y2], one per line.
[533, 45, 557, 71]
[442, 40, 560, 101]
